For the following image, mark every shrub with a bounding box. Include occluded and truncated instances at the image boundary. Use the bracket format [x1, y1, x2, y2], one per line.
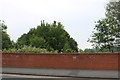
[2, 45, 58, 53]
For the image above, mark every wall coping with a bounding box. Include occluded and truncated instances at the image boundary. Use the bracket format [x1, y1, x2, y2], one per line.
[1, 52, 120, 55]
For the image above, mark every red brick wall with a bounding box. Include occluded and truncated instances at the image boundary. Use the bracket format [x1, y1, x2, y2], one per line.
[1, 53, 120, 70]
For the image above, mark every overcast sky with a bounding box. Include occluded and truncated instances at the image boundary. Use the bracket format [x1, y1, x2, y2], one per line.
[0, 0, 109, 50]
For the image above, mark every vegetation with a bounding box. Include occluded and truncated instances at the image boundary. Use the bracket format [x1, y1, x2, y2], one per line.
[0, 20, 13, 50]
[3, 45, 58, 53]
[1, 0, 120, 53]
[16, 21, 78, 53]
[88, 0, 120, 52]
[1, 20, 78, 53]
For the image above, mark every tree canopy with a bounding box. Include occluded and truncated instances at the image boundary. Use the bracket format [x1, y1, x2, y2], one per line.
[17, 21, 78, 53]
[0, 20, 13, 49]
[88, 0, 120, 52]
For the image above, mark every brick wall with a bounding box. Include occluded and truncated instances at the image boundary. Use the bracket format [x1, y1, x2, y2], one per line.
[1, 53, 120, 70]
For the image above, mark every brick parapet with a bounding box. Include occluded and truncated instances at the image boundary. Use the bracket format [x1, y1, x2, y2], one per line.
[1, 53, 120, 70]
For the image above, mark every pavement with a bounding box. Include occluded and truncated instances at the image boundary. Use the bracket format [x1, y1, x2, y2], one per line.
[2, 67, 120, 79]
[1, 74, 119, 80]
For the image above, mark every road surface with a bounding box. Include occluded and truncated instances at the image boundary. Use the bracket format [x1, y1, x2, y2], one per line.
[1, 74, 119, 80]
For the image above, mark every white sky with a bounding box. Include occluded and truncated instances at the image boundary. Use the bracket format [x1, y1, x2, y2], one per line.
[0, 0, 109, 50]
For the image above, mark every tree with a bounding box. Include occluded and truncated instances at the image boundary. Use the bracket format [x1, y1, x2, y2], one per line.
[0, 20, 13, 49]
[88, 0, 120, 52]
[2, 32, 13, 49]
[30, 36, 47, 48]
[78, 49, 84, 53]
[84, 48, 95, 53]
[17, 21, 78, 53]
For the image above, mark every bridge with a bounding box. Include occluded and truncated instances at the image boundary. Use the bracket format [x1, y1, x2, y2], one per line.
[0, 53, 120, 79]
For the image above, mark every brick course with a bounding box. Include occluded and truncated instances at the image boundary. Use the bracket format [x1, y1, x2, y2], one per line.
[1, 53, 120, 70]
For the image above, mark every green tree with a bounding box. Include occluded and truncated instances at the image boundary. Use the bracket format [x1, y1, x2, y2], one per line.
[2, 32, 13, 49]
[78, 49, 84, 53]
[88, 0, 120, 52]
[84, 48, 95, 53]
[17, 21, 78, 53]
[0, 20, 13, 49]
[30, 36, 47, 48]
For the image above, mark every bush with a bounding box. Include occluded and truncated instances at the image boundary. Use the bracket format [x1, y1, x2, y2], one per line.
[2, 45, 58, 53]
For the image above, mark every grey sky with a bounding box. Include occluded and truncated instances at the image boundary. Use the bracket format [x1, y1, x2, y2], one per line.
[0, 0, 109, 49]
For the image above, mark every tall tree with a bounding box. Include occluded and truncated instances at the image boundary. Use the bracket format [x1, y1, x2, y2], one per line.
[17, 21, 78, 52]
[88, 0, 120, 52]
[0, 20, 13, 49]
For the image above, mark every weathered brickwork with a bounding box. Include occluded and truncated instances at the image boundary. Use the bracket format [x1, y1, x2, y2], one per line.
[1, 53, 120, 70]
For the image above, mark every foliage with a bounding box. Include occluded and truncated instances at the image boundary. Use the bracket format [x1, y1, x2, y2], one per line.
[78, 49, 84, 53]
[2, 32, 13, 49]
[17, 21, 78, 53]
[88, 0, 120, 52]
[84, 48, 95, 53]
[3, 45, 58, 53]
[0, 20, 7, 30]
[0, 20, 13, 49]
